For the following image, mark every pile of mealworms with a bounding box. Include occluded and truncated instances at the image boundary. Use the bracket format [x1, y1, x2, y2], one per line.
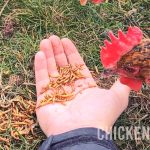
[0, 96, 36, 146]
[37, 64, 91, 108]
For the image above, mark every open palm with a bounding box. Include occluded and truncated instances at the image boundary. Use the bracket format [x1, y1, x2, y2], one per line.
[34, 35, 131, 137]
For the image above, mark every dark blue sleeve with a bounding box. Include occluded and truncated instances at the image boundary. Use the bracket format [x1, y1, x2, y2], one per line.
[39, 128, 118, 150]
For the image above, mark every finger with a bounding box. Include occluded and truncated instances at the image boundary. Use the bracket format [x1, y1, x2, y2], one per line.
[111, 79, 131, 95]
[61, 38, 91, 76]
[61, 38, 96, 85]
[49, 35, 68, 67]
[34, 51, 50, 97]
[40, 39, 59, 77]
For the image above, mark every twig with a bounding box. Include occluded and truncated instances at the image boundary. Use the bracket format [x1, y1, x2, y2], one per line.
[23, 82, 36, 86]
[0, 70, 2, 89]
[0, 0, 10, 17]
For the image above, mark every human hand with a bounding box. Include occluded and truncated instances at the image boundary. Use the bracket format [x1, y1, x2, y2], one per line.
[34, 35, 131, 137]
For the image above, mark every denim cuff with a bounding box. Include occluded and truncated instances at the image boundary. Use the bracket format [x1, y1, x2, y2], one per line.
[39, 127, 118, 150]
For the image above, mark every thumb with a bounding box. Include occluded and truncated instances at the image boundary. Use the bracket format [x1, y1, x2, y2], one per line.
[110, 79, 131, 109]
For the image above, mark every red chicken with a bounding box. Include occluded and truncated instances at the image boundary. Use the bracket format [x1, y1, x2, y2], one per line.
[80, 0, 104, 5]
[100, 26, 150, 91]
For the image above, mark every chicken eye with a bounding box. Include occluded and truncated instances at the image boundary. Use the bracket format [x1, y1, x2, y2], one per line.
[134, 45, 142, 52]
[144, 43, 150, 49]
[124, 67, 134, 73]
[124, 67, 139, 74]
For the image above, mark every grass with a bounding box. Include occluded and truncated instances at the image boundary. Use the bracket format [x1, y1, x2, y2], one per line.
[0, 0, 150, 149]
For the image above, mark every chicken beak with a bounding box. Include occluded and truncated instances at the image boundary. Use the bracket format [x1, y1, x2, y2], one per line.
[80, 0, 88, 5]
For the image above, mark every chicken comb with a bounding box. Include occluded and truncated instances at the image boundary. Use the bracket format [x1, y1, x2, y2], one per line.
[100, 26, 143, 69]
[80, 0, 103, 5]
[92, 0, 104, 4]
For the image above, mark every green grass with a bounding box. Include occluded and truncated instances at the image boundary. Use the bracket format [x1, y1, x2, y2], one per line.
[0, 0, 150, 149]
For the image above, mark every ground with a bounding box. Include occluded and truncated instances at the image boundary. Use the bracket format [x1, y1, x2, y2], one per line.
[0, 0, 150, 149]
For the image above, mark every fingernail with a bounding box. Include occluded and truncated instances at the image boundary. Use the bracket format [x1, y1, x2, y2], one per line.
[50, 72, 59, 77]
